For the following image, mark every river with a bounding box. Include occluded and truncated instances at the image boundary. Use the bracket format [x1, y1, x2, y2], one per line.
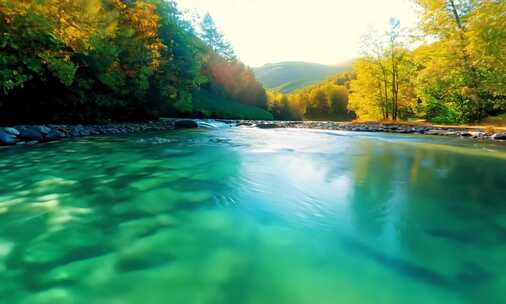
[0, 127, 505, 303]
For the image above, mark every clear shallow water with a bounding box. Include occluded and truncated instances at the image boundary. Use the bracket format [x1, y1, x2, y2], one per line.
[1, 128, 506, 304]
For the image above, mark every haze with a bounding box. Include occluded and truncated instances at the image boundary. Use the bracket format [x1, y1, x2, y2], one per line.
[176, 0, 418, 67]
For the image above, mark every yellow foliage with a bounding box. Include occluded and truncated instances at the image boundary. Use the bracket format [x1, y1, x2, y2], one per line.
[1, 0, 116, 53]
[112, 0, 165, 69]
[348, 58, 385, 120]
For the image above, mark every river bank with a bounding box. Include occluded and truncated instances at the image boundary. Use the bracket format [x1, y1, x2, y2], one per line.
[1, 119, 506, 146]
[248, 120, 506, 141]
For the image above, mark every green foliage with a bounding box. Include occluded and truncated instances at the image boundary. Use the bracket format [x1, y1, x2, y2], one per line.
[267, 72, 356, 121]
[349, 1, 506, 124]
[200, 13, 235, 61]
[267, 90, 298, 121]
[202, 53, 268, 111]
[0, 0, 270, 123]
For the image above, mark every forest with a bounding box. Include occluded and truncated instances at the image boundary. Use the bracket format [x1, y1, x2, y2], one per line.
[268, 0, 505, 124]
[0, 0, 271, 123]
[1, 0, 504, 125]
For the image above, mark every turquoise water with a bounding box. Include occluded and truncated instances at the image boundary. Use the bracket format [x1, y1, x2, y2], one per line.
[1, 127, 505, 304]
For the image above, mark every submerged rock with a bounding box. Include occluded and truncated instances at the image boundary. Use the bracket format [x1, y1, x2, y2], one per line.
[174, 119, 199, 129]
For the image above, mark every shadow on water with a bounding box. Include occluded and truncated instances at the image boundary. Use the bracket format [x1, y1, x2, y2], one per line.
[338, 231, 494, 292]
[339, 235, 454, 288]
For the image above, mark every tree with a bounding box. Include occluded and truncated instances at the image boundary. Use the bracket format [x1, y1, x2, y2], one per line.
[349, 58, 387, 120]
[200, 13, 235, 61]
[0, 0, 271, 123]
[414, 0, 505, 122]
[349, 21, 415, 120]
[327, 85, 350, 120]
[267, 90, 296, 120]
[202, 53, 268, 109]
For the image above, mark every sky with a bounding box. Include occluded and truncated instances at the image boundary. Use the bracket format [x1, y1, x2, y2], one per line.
[175, 0, 419, 67]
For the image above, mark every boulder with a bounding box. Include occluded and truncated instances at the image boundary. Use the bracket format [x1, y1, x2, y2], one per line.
[3, 127, 20, 136]
[174, 119, 199, 129]
[19, 128, 44, 142]
[0, 130, 17, 145]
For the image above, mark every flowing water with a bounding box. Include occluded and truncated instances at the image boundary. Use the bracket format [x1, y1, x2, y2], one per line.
[1, 127, 505, 304]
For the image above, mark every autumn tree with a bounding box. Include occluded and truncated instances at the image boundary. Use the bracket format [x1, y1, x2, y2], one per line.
[414, 0, 505, 122]
[349, 20, 415, 120]
[0, 0, 274, 123]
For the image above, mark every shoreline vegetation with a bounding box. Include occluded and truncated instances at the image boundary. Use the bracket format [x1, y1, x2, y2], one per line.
[1, 119, 505, 147]
[1, 1, 504, 133]
[263, 1, 505, 125]
[0, 1, 270, 124]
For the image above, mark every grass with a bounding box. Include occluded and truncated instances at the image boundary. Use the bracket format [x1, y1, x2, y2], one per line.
[191, 91, 273, 121]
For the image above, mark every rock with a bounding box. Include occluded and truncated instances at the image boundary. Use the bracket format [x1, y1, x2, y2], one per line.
[257, 123, 280, 129]
[174, 119, 199, 129]
[45, 129, 63, 142]
[424, 129, 444, 136]
[0, 130, 17, 145]
[70, 129, 81, 137]
[463, 131, 485, 138]
[239, 122, 254, 126]
[78, 128, 91, 136]
[19, 128, 44, 142]
[37, 126, 51, 135]
[3, 127, 20, 136]
[493, 133, 506, 140]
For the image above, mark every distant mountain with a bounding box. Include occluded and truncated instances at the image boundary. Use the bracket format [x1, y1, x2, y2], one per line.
[253, 61, 352, 93]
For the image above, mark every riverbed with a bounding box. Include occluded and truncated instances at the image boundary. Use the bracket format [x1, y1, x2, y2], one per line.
[0, 127, 505, 303]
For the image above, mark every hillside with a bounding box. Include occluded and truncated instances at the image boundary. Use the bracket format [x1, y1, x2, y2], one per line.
[253, 61, 352, 93]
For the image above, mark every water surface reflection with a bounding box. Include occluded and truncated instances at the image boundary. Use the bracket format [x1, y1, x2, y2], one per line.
[0, 128, 505, 303]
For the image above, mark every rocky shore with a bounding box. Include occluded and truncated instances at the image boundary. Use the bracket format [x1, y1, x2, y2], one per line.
[246, 120, 506, 141]
[0, 119, 196, 146]
[1, 119, 506, 146]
